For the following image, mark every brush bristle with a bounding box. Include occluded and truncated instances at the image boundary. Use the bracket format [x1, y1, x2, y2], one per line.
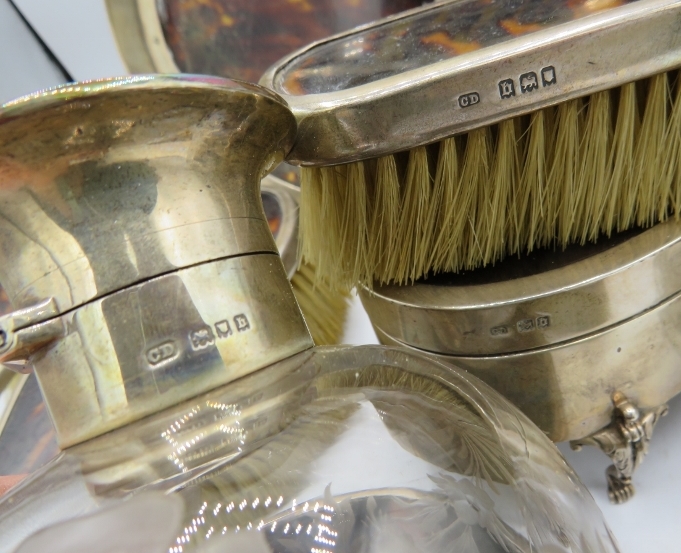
[291, 262, 350, 345]
[300, 72, 680, 290]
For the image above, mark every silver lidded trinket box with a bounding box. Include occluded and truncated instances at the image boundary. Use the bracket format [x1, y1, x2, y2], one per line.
[360, 222, 679, 503]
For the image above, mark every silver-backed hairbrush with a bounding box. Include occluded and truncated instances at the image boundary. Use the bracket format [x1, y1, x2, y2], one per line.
[260, 0, 681, 290]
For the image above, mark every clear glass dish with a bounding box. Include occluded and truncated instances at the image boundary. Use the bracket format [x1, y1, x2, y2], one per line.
[0, 346, 618, 553]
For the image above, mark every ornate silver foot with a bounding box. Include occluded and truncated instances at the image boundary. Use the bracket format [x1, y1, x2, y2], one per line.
[570, 392, 668, 504]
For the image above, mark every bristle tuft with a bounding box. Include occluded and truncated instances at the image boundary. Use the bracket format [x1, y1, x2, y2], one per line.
[578, 91, 612, 244]
[603, 82, 638, 234]
[369, 155, 401, 282]
[291, 262, 350, 345]
[428, 138, 460, 273]
[484, 120, 516, 264]
[389, 146, 432, 283]
[516, 111, 547, 253]
[634, 73, 668, 227]
[666, 75, 681, 217]
[300, 72, 681, 290]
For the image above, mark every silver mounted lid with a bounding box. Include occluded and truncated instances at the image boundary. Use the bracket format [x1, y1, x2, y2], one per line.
[359, 220, 681, 445]
[360, 220, 681, 356]
[0, 76, 313, 447]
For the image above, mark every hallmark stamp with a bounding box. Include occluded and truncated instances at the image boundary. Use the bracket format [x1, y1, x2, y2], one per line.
[519, 72, 539, 93]
[541, 66, 557, 87]
[146, 340, 178, 367]
[234, 314, 251, 332]
[499, 66, 557, 100]
[517, 318, 535, 333]
[490, 326, 509, 337]
[536, 315, 551, 329]
[145, 312, 253, 367]
[458, 91, 480, 108]
[189, 325, 215, 351]
[498, 79, 515, 99]
[215, 319, 233, 338]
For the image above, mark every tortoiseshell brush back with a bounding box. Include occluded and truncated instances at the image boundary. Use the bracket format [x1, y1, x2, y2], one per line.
[158, 0, 426, 83]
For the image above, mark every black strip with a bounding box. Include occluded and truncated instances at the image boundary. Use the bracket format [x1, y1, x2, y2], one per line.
[7, 0, 73, 82]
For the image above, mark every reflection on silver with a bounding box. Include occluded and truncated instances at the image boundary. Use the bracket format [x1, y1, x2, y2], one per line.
[0, 75, 310, 447]
[261, 175, 300, 279]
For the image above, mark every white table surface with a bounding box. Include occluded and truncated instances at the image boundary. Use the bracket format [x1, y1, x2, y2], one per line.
[5, 2, 681, 549]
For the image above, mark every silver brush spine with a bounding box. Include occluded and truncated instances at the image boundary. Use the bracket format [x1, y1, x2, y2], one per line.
[262, 0, 681, 166]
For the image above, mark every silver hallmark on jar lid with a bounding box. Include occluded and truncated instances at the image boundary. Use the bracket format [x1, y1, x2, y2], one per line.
[0, 76, 312, 447]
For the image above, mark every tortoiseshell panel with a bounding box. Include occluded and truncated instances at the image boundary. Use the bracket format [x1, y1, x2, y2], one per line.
[160, 0, 427, 82]
[271, 0, 641, 95]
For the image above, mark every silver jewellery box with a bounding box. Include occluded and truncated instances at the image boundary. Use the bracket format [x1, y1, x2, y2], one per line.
[360, 221, 680, 503]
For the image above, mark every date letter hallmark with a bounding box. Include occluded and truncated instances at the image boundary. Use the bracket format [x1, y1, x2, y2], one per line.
[499, 66, 557, 100]
[189, 325, 215, 351]
[234, 314, 251, 332]
[498, 79, 515, 99]
[146, 340, 178, 367]
[458, 92, 480, 108]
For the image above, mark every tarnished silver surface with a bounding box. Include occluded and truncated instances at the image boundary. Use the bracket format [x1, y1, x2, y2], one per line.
[0, 75, 293, 313]
[373, 294, 681, 445]
[0, 76, 313, 447]
[101, 2, 305, 276]
[361, 220, 681, 444]
[34, 255, 311, 447]
[571, 393, 668, 504]
[260, 0, 681, 165]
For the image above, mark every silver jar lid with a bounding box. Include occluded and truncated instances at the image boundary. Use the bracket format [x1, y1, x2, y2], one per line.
[0, 76, 313, 446]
